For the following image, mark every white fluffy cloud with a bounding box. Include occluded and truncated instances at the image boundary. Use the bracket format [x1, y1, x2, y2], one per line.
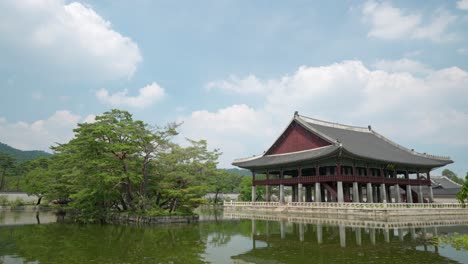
[362, 1, 457, 42]
[180, 60, 468, 167]
[96, 82, 165, 109]
[458, 0, 468, 10]
[0, 110, 93, 151]
[0, 0, 142, 80]
[373, 58, 433, 75]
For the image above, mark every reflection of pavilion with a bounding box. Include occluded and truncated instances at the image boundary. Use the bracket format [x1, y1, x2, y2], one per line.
[231, 216, 463, 264]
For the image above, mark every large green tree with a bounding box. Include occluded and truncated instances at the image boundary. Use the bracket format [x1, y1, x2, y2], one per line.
[457, 172, 468, 205]
[22, 109, 229, 222]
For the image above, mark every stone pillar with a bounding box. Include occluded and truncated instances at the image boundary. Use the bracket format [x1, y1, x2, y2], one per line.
[298, 183, 303, 202]
[344, 184, 350, 201]
[394, 184, 401, 203]
[428, 185, 434, 203]
[265, 185, 270, 202]
[337, 181, 344, 202]
[280, 184, 285, 203]
[406, 185, 413, 203]
[374, 186, 380, 203]
[386, 185, 392, 203]
[292, 185, 297, 202]
[366, 183, 373, 203]
[315, 182, 321, 202]
[352, 182, 359, 203]
[252, 185, 256, 202]
[380, 183, 387, 203]
[418, 185, 424, 203]
[359, 184, 364, 202]
[305, 186, 312, 202]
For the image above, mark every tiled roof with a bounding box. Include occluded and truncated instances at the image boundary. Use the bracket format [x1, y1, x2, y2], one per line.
[233, 113, 453, 169]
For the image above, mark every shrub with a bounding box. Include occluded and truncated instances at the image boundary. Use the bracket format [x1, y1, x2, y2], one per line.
[11, 197, 25, 207]
[0, 195, 8, 206]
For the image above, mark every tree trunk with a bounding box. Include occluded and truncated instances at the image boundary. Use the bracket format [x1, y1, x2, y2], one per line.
[214, 190, 220, 204]
[36, 196, 42, 205]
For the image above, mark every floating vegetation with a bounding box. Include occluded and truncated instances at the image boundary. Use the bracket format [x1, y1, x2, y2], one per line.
[431, 233, 468, 251]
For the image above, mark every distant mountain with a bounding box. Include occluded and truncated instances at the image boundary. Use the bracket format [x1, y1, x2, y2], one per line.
[224, 168, 251, 176]
[0, 142, 52, 163]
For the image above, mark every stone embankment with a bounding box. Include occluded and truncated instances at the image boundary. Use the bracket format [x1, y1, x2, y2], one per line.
[224, 202, 468, 221]
[107, 213, 199, 225]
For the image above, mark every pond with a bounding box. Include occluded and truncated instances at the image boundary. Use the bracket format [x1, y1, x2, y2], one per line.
[1, 209, 468, 263]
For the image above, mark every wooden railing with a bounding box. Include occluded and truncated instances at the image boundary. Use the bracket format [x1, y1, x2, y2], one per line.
[253, 176, 430, 186]
[224, 201, 465, 209]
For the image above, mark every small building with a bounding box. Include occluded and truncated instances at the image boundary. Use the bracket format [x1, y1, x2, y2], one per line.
[430, 176, 462, 203]
[232, 112, 453, 203]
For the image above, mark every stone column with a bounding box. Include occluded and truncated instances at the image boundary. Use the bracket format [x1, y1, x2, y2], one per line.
[280, 184, 285, 203]
[315, 182, 321, 202]
[418, 185, 424, 203]
[305, 186, 312, 202]
[298, 183, 303, 202]
[428, 185, 434, 203]
[252, 185, 256, 202]
[380, 183, 387, 203]
[386, 185, 392, 203]
[374, 185, 380, 202]
[337, 181, 344, 203]
[406, 185, 413, 203]
[265, 185, 270, 202]
[366, 183, 373, 203]
[394, 184, 401, 203]
[292, 185, 297, 202]
[352, 182, 359, 203]
[359, 184, 364, 202]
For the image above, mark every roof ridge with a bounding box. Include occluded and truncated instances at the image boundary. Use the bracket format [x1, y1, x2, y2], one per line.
[232, 154, 262, 163]
[298, 114, 371, 133]
[371, 130, 452, 161]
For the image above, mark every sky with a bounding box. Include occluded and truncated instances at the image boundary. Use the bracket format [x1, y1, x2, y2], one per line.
[0, 0, 467, 176]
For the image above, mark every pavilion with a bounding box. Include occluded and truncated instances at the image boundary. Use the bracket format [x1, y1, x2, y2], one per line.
[232, 112, 453, 203]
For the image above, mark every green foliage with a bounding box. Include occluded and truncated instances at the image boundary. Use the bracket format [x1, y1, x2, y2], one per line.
[0, 195, 8, 206]
[238, 176, 265, 201]
[10, 197, 25, 207]
[431, 233, 468, 251]
[21, 109, 232, 222]
[442, 169, 464, 185]
[456, 173, 468, 205]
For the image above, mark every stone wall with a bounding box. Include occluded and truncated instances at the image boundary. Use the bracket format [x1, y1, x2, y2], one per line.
[107, 213, 199, 225]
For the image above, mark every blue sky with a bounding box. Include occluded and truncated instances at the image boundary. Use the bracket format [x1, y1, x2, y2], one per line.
[0, 0, 467, 176]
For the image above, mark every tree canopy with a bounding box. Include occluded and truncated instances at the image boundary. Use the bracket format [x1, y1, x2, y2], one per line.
[21, 109, 239, 222]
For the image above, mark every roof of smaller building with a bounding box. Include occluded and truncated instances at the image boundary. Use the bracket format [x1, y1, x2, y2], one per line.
[431, 176, 463, 189]
[233, 112, 453, 169]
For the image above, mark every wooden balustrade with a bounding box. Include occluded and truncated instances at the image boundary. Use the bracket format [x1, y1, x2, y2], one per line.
[253, 174, 431, 186]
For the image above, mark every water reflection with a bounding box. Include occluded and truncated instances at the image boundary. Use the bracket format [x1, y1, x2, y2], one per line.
[0, 210, 467, 263]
